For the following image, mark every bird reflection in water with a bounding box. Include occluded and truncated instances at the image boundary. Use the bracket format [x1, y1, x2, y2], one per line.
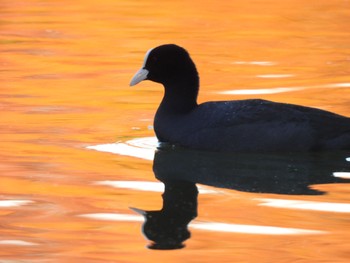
[132, 146, 350, 249]
[131, 180, 197, 249]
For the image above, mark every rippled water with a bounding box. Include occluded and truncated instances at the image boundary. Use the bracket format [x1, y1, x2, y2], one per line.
[1, 0, 350, 262]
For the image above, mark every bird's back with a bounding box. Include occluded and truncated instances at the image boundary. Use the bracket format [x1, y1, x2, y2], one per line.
[155, 99, 350, 152]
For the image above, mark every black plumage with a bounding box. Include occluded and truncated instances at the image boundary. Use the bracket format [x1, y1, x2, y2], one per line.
[130, 44, 350, 152]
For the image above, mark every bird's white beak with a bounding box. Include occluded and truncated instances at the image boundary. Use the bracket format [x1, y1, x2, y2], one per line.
[130, 68, 149, 86]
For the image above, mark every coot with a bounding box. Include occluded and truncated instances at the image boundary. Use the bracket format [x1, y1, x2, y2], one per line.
[130, 44, 350, 152]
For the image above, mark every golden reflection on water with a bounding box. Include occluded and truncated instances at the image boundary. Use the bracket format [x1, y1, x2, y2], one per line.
[1, 0, 350, 262]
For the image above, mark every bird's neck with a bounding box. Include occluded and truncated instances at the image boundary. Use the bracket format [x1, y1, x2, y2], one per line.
[160, 78, 199, 114]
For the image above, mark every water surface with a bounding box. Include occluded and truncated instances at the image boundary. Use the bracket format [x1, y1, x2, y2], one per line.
[1, 0, 350, 262]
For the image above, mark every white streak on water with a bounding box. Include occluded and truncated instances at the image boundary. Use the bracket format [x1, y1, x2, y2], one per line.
[256, 74, 294, 78]
[333, 172, 350, 179]
[86, 137, 157, 161]
[220, 87, 303, 95]
[0, 200, 33, 207]
[325, 83, 350, 88]
[219, 82, 350, 96]
[256, 198, 350, 213]
[95, 180, 218, 194]
[96, 180, 164, 192]
[190, 222, 325, 235]
[0, 240, 38, 246]
[79, 213, 325, 235]
[231, 61, 277, 66]
[79, 213, 143, 222]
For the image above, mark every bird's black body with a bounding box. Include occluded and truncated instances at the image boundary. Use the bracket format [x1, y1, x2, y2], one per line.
[130, 44, 350, 152]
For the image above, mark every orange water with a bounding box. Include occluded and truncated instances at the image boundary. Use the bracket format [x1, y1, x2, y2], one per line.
[1, 0, 350, 262]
